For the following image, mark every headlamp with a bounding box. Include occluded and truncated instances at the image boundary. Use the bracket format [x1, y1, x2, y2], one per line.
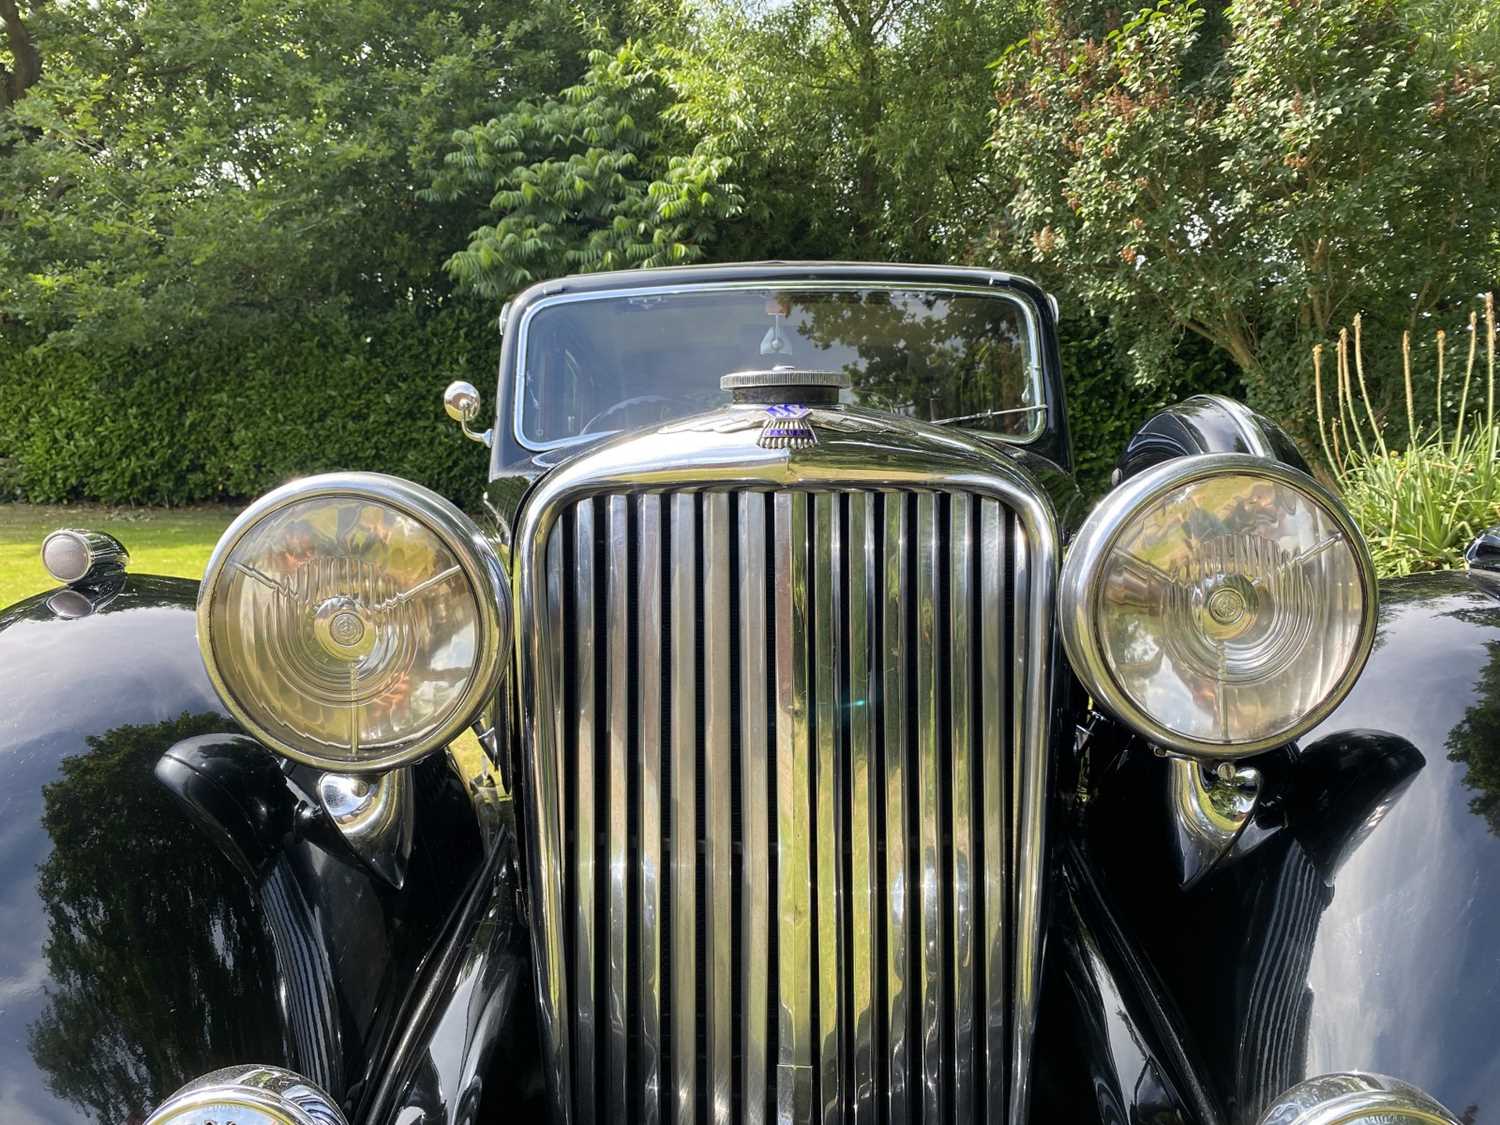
[1060, 454, 1376, 757]
[197, 473, 509, 772]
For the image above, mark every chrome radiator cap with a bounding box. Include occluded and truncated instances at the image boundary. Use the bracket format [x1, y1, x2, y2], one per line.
[1258, 1072, 1460, 1125]
[719, 365, 850, 404]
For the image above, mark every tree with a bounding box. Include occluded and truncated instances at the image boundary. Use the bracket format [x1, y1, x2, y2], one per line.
[426, 41, 743, 300]
[668, 0, 1035, 262]
[0, 0, 600, 348]
[428, 0, 1043, 298]
[987, 0, 1500, 434]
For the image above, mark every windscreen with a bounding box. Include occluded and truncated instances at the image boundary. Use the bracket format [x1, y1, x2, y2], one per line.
[517, 286, 1042, 446]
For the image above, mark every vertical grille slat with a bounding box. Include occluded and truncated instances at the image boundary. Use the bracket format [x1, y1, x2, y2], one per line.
[606, 496, 632, 1124]
[703, 493, 735, 1125]
[812, 493, 844, 1125]
[881, 496, 912, 1125]
[573, 502, 599, 1123]
[736, 494, 771, 1125]
[913, 493, 945, 1125]
[979, 500, 1010, 1125]
[670, 494, 699, 1125]
[949, 495, 977, 1123]
[1008, 525, 1039, 1125]
[847, 494, 878, 1125]
[773, 492, 815, 1125]
[536, 485, 1033, 1125]
[638, 495, 665, 1125]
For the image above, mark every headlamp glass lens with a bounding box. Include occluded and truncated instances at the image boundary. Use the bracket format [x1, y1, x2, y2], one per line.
[205, 495, 481, 766]
[1096, 472, 1367, 747]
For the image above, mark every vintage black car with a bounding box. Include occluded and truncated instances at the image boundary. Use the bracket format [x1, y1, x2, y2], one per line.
[2, 262, 1496, 1125]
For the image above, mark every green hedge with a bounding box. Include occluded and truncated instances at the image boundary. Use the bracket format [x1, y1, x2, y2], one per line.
[0, 305, 497, 506]
[0, 304, 1244, 507]
[1059, 313, 1245, 498]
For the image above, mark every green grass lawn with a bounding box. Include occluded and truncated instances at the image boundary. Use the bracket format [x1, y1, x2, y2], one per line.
[0, 504, 239, 608]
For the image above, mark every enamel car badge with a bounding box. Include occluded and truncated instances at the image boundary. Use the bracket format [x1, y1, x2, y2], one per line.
[758, 404, 818, 450]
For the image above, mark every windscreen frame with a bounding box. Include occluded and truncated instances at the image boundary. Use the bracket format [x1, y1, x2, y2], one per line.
[509, 280, 1050, 453]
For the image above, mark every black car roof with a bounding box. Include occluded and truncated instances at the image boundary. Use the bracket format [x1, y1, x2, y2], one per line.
[505, 260, 1048, 309]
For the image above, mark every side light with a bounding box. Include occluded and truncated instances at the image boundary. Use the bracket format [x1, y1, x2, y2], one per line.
[40, 528, 129, 585]
[145, 1065, 347, 1125]
[197, 472, 510, 772]
[1060, 454, 1376, 757]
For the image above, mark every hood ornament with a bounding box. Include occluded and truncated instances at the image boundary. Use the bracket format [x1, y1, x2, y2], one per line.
[718, 367, 851, 450]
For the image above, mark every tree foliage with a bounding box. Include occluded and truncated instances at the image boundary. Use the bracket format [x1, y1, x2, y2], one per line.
[426, 42, 743, 300]
[988, 0, 1500, 432]
[0, 0, 599, 348]
[2, 0, 1498, 503]
[666, 0, 1037, 262]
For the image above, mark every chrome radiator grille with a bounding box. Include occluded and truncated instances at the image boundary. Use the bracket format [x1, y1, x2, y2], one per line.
[524, 487, 1036, 1125]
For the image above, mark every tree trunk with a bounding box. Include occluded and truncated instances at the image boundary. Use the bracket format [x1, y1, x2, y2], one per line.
[832, 0, 885, 256]
[1, 0, 42, 110]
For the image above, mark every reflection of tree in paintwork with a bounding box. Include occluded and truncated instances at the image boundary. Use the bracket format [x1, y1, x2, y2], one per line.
[27, 712, 287, 1124]
[791, 290, 1033, 434]
[1446, 640, 1500, 836]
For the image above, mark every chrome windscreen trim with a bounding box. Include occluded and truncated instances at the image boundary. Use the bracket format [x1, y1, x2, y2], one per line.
[511, 279, 1048, 453]
[512, 406, 1060, 1125]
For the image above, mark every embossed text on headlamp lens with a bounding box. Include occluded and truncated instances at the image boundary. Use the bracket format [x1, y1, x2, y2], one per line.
[206, 496, 481, 765]
[1096, 473, 1367, 746]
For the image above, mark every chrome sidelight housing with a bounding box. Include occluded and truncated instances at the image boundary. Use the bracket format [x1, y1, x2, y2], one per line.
[40, 527, 129, 585]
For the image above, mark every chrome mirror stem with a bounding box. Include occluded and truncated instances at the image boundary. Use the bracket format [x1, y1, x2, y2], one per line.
[443, 380, 492, 447]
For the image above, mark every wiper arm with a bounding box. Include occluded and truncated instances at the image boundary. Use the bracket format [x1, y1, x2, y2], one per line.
[930, 403, 1049, 427]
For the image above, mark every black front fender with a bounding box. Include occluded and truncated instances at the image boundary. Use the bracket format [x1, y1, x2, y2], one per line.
[0, 576, 507, 1125]
[0, 577, 291, 1124]
[1084, 568, 1500, 1124]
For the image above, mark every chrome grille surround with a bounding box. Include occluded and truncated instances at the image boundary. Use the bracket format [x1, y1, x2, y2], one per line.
[514, 405, 1059, 1125]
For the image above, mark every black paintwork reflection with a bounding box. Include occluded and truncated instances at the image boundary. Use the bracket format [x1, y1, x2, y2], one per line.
[1085, 569, 1500, 1124]
[1444, 635, 1500, 836]
[0, 577, 492, 1125]
[0, 578, 289, 1125]
[384, 814, 549, 1125]
[1033, 842, 1210, 1125]
[27, 714, 290, 1125]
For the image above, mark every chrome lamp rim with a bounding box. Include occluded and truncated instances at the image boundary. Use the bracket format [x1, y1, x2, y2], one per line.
[196, 471, 510, 773]
[145, 1063, 349, 1125]
[1059, 452, 1379, 759]
[1257, 1071, 1461, 1125]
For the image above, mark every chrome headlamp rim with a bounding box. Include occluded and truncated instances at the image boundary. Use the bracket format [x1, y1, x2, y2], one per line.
[146, 1064, 347, 1125]
[196, 471, 510, 773]
[1257, 1071, 1460, 1125]
[1060, 452, 1377, 758]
